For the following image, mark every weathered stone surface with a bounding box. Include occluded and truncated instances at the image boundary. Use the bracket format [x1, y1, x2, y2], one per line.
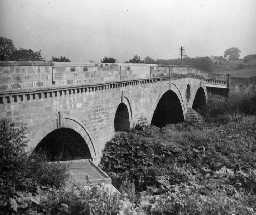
[0, 62, 227, 163]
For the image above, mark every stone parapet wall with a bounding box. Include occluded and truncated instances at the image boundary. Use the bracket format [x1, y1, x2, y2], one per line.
[0, 61, 212, 93]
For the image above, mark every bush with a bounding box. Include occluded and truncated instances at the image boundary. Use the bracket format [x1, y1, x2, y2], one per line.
[100, 114, 256, 214]
[37, 185, 121, 215]
[205, 94, 256, 123]
[238, 94, 256, 115]
[0, 184, 122, 214]
[26, 153, 69, 188]
[0, 119, 69, 214]
[100, 130, 175, 192]
[0, 119, 30, 199]
[147, 184, 255, 215]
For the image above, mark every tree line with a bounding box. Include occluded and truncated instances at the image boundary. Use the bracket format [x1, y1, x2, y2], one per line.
[0, 36, 71, 62]
[2, 36, 255, 73]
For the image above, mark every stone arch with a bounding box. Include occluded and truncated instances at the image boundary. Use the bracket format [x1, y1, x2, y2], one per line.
[31, 117, 96, 160]
[192, 87, 207, 115]
[114, 102, 130, 131]
[151, 90, 184, 127]
[34, 128, 91, 161]
[122, 96, 133, 121]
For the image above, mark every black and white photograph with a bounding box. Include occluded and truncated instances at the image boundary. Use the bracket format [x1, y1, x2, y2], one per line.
[0, 0, 256, 214]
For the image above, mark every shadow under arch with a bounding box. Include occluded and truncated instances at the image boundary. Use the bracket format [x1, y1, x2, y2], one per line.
[34, 127, 92, 161]
[192, 87, 207, 115]
[151, 90, 184, 127]
[114, 103, 130, 131]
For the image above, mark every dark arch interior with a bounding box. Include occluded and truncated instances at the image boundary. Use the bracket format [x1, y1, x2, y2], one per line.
[186, 84, 191, 102]
[192, 88, 207, 115]
[34, 128, 91, 161]
[114, 103, 130, 131]
[151, 90, 184, 128]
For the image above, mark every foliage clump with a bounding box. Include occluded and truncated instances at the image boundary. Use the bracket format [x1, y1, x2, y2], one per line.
[100, 98, 256, 214]
[0, 119, 68, 214]
[205, 94, 256, 122]
[0, 36, 43, 61]
[31, 185, 120, 215]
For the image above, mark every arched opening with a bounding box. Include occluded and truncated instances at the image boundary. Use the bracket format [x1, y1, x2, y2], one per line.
[192, 87, 207, 115]
[114, 103, 130, 131]
[151, 90, 184, 127]
[34, 128, 92, 161]
[186, 84, 191, 102]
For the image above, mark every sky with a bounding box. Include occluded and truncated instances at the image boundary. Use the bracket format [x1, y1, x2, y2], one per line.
[0, 0, 256, 62]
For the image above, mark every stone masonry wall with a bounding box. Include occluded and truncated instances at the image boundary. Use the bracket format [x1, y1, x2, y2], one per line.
[0, 62, 212, 162]
[0, 62, 207, 92]
[0, 76, 205, 163]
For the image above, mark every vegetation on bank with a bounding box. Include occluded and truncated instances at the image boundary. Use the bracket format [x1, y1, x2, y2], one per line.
[0, 120, 124, 214]
[0, 120, 69, 214]
[1, 93, 256, 214]
[99, 94, 256, 214]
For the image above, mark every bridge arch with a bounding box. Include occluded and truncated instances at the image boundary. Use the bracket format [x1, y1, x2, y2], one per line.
[114, 102, 130, 131]
[192, 87, 207, 114]
[31, 117, 96, 161]
[34, 128, 91, 161]
[151, 90, 184, 127]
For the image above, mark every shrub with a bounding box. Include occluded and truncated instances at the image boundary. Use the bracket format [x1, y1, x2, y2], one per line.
[0, 119, 30, 200]
[101, 115, 256, 190]
[0, 119, 69, 214]
[26, 153, 69, 188]
[205, 94, 256, 123]
[148, 184, 255, 215]
[238, 94, 256, 115]
[229, 169, 256, 195]
[100, 131, 174, 191]
[37, 185, 121, 215]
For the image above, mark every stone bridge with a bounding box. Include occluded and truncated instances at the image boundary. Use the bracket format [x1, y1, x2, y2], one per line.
[0, 62, 228, 165]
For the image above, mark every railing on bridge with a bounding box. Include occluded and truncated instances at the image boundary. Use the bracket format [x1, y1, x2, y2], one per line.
[206, 79, 227, 87]
[204, 73, 229, 89]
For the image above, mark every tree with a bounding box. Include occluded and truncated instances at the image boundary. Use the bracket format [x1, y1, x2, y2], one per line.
[190, 57, 214, 72]
[52, 56, 71, 62]
[144, 56, 155, 64]
[224, 47, 241, 61]
[9, 48, 44, 61]
[243, 54, 256, 63]
[0, 36, 44, 61]
[0, 37, 16, 60]
[101, 57, 116, 63]
[128, 55, 143, 63]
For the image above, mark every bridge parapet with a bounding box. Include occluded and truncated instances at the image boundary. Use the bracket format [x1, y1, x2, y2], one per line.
[0, 61, 228, 94]
[150, 65, 208, 80]
[0, 78, 161, 105]
[205, 73, 229, 88]
[205, 79, 227, 88]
